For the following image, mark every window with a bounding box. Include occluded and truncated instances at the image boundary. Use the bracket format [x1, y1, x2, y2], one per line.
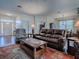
[16, 20, 22, 28]
[59, 20, 74, 31]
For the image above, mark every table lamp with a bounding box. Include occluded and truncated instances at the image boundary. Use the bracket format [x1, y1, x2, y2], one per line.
[31, 24, 35, 34]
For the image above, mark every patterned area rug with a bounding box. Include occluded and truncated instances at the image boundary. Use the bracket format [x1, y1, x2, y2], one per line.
[5, 48, 46, 59]
[5, 48, 63, 59]
[0, 47, 74, 59]
[6, 48, 32, 59]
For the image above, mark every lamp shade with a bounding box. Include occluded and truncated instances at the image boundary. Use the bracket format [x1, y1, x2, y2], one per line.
[31, 24, 35, 28]
[75, 20, 79, 38]
[75, 21, 79, 28]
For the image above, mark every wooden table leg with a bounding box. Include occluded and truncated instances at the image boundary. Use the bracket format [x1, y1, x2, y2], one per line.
[45, 43, 47, 52]
[34, 48, 36, 59]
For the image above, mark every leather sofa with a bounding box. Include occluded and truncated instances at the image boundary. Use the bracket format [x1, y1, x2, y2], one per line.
[33, 29, 66, 51]
[75, 41, 79, 59]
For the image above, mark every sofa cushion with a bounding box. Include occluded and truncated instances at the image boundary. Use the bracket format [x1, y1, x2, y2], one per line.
[40, 33, 45, 36]
[47, 38, 59, 43]
[46, 30, 53, 34]
[45, 34, 51, 37]
[40, 29, 47, 33]
[50, 35, 62, 38]
[53, 29, 66, 35]
[35, 35, 47, 40]
[35, 35, 42, 38]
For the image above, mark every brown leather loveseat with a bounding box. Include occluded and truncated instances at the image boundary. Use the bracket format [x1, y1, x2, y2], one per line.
[34, 29, 66, 51]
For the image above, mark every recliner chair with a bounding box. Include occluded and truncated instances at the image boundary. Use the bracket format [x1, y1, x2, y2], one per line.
[15, 28, 27, 43]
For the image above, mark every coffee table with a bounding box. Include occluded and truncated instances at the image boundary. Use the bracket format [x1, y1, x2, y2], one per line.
[20, 38, 47, 59]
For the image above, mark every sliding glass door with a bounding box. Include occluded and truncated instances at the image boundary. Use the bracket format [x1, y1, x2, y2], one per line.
[3, 22, 13, 35]
[0, 19, 15, 36]
[0, 22, 1, 36]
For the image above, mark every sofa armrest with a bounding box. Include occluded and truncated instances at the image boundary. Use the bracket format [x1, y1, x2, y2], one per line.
[58, 38, 64, 43]
[34, 34, 40, 35]
[33, 34, 40, 37]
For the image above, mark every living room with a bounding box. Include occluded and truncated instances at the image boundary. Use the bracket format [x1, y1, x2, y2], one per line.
[0, 0, 79, 59]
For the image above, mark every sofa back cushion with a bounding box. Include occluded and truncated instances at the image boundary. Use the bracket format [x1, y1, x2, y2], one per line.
[40, 33, 45, 36]
[40, 29, 66, 37]
[39, 29, 47, 36]
[52, 29, 65, 36]
[46, 29, 53, 34]
[40, 29, 47, 33]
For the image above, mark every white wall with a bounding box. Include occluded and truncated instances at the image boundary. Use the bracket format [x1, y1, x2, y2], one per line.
[0, 14, 78, 35]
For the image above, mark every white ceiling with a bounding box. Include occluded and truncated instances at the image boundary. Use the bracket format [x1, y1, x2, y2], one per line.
[0, 0, 79, 16]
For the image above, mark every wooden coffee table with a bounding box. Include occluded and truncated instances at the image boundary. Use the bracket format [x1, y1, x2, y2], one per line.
[20, 38, 47, 59]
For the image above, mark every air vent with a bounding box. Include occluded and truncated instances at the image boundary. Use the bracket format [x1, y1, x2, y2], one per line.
[17, 5, 22, 8]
